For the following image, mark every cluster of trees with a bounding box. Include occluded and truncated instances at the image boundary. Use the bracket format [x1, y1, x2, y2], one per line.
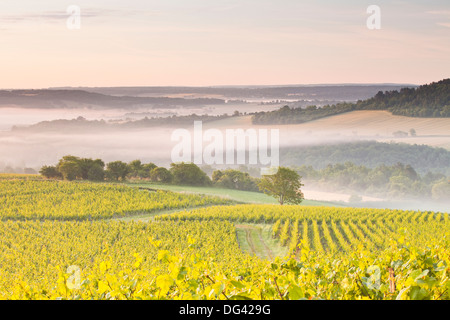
[362, 79, 450, 117]
[39, 156, 305, 205]
[39, 157, 256, 189]
[39, 156, 208, 184]
[252, 79, 450, 124]
[211, 169, 260, 192]
[40, 156, 130, 182]
[252, 104, 355, 124]
[280, 141, 450, 176]
[40, 156, 263, 191]
[294, 162, 449, 201]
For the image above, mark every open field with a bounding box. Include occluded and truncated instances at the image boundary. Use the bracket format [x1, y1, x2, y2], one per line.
[125, 182, 344, 207]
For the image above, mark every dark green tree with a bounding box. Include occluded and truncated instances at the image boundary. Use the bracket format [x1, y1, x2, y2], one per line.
[258, 167, 304, 205]
[212, 169, 259, 191]
[78, 158, 105, 180]
[150, 167, 173, 183]
[39, 165, 62, 179]
[57, 155, 82, 181]
[106, 161, 130, 181]
[143, 163, 157, 177]
[169, 162, 211, 186]
[87, 164, 105, 181]
[128, 160, 144, 178]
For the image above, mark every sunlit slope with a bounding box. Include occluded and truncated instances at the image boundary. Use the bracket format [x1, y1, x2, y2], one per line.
[159, 204, 450, 254]
[0, 180, 232, 220]
[205, 111, 450, 149]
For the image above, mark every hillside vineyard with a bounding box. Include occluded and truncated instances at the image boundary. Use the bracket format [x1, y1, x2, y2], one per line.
[0, 178, 448, 300]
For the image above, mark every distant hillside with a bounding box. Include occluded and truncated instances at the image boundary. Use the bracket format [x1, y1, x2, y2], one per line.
[280, 141, 450, 175]
[253, 79, 450, 124]
[356, 78, 450, 117]
[0, 89, 225, 109]
[54, 84, 413, 101]
[11, 113, 234, 132]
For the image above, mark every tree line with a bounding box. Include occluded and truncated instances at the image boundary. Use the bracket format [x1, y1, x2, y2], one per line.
[39, 155, 303, 204]
[252, 78, 450, 124]
[40, 156, 208, 185]
[279, 141, 450, 176]
[39, 156, 305, 205]
[295, 162, 449, 202]
[40, 156, 262, 190]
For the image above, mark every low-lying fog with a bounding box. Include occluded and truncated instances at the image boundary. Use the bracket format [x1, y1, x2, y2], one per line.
[0, 104, 280, 131]
[0, 106, 448, 213]
[0, 119, 371, 169]
[0, 105, 369, 169]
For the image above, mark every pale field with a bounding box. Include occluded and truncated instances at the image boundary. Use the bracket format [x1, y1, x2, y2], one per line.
[204, 110, 450, 149]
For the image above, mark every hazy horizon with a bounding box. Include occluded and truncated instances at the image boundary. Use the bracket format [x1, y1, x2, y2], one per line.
[1, 82, 422, 90]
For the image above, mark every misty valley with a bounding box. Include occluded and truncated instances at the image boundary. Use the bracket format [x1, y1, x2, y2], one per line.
[1, 82, 449, 212]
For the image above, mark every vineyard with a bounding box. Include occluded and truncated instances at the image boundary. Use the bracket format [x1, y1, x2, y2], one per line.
[0, 180, 233, 220]
[158, 205, 450, 254]
[0, 176, 449, 300]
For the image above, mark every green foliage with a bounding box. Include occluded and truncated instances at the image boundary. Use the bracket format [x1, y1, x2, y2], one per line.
[281, 141, 450, 176]
[57, 155, 82, 181]
[41, 156, 105, 181]
[127, 160, 144, 178]
[431, 180, 450, 201]
[0, 180, 449, 300]
[161, 204, 450, 257]
[39, 165, 62, 179]
[258, 167, 304, 205]
[78, 158, 105, 180]
[0, 180, 232, 220]
[87, 164, 105, 181]
[252, 79, 450, 124]
[126, 160, 158, 179]
[212, 169, 260, 192]
[294, 161, 448, 200]
[150, 167, 173, 183]
[106, 161, 130, 181]
[170, 162, 211, 186]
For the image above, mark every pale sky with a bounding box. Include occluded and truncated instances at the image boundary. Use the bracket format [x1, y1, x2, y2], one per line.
[0, 0, 449, 88]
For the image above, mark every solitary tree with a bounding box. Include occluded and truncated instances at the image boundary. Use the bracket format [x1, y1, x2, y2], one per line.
[258, 167, 304, 205]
